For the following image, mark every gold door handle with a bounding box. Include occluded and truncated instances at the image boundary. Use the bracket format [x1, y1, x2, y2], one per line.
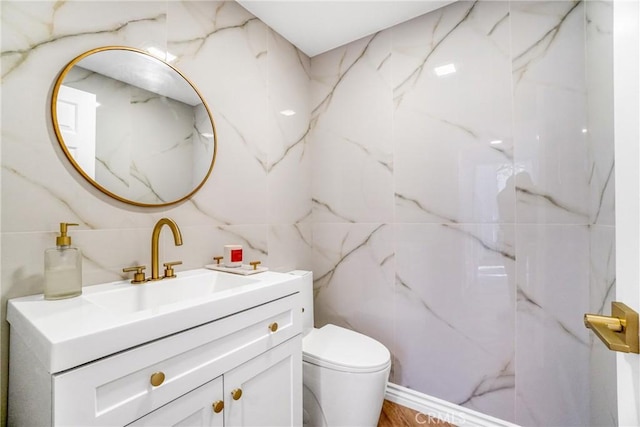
[150, 371, 165, 387]
[231, 388, 243, 400]
[584, 302, 639, 354]
[212, 400, 224, 413]
[269, 322, 278, 332]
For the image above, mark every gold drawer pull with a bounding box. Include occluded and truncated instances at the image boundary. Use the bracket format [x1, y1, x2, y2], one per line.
[269, 322, 278, 333]
[212, 400, 224, 413]
[150, 371, 165, 387]
[231, 388, 243, 400]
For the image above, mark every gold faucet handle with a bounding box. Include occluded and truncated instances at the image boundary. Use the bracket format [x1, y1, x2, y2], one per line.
[249, 261, 261, 271]
[213, 256, 223, 265]
[163, 261, 182, 279]
[123, 265, 147, 284]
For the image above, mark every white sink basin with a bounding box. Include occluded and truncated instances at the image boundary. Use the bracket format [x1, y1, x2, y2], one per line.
[84, 270, 259, 314]
[7, 268, 303, 373]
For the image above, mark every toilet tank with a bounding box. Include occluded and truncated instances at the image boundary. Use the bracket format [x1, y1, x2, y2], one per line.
[288, 270, 314, 335]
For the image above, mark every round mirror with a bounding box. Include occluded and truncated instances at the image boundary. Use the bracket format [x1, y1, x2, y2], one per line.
[51, 46, 217, 207]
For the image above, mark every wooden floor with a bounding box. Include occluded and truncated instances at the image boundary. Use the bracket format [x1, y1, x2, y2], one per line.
[377, 400, 456, 427]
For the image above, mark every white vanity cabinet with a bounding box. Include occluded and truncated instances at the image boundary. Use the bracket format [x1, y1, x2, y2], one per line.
[129, 376, 225, 427]
[131, 337, 300, 427]
[223, 336, 300, 426]
[8, 277, 303, 427]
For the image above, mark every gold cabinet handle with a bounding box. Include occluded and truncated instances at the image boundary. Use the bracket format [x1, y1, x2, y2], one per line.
[231, 388, 243, 400]
[585, 302, 639, 354]
[269, 322, 278, 333]
[150, 371, 165, 387]
[212, 400, 224, 413]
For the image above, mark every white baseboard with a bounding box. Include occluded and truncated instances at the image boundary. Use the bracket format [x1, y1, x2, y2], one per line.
[385, 383, 520, 427]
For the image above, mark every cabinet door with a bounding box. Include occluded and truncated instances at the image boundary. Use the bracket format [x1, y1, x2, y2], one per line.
[224, 336, 302, 427]
[53, 294, 299, 426]
[128, 376, 224, 427]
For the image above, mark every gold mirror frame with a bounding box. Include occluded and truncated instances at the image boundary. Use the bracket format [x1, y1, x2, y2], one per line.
[51, 46, 217, 207]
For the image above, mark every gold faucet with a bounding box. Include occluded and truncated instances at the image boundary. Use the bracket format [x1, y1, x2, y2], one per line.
[150, 218, 183, 281]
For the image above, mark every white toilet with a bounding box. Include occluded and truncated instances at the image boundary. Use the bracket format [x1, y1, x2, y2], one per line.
[289, 271, 391, 427]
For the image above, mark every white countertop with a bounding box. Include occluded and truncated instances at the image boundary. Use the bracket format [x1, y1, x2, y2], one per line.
[7, 268, 302, 373]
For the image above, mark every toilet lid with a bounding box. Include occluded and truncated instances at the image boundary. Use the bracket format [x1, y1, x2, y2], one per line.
[303, 324, 391, 373]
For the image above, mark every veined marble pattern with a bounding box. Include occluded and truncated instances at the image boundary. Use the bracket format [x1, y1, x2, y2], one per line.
[265, 28, 313, 225]
[166, 0, 270, 226]
[312, 223, 396, 356]
[1, 1, 617, 426]
[586, 0, 615, 226]
[512, 0, 590, 225]
[394, 223, 515, 422]
[393, 0, 514, 224]
[589, 225, 617, 427]
[310, 31, 394, 224]
[1, 0, 312, 229]
[515, 224, 590, 426]
[266, 223, 313, 273]
[586, 3, 616, 427]
[310, 1, 615, 426]
[0, 1, 312, 420]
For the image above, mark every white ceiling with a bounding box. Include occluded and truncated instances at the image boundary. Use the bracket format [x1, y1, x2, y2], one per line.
[236, 1, 455, 57]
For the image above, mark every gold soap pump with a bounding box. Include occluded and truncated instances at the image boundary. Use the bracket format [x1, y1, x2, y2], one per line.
[44, 222, 82, 300]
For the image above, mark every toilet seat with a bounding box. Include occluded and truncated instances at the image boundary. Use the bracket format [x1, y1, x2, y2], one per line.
[303, 324, 390, 373]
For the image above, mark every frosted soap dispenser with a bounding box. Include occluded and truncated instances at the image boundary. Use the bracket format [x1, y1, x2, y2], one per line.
[44, 222, 82, 300]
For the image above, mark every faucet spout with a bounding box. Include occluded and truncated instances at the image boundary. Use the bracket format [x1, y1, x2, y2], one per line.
[151, 218, 183, 280]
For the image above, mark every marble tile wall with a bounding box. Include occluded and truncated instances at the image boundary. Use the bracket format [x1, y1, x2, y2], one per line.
[310, 1, 615, 426]
[0, 0, 312, 421]
[586, 1, 617, 426]
[511, 1, 590, 425]
[0, 0, 616, 426]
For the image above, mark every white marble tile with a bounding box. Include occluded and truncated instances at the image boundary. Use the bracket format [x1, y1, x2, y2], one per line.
[589, 225, 616, 329]
[310, 32, 394, 223]
[589, 225, 617, 427]
[0, 2, 617, 427]
[266, 224, 313, 273]
[1, 1, 171, 232]
[311, 223, 396, 362]
[266, 29, 312, 224]
[0, 227, 154, 298]
[587, 0, 615, 226]
[515, 224, 590, 427]
[393, 1, 514, 224]
[165, 1, 270, 225]
[158, 223, 267, 272]
[212, 224, 267, 265]
[394, 223, 515, 422]
[1, 232, 64, 300]
[0, 0, 312, 320]
[512, 1, 590, 225]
